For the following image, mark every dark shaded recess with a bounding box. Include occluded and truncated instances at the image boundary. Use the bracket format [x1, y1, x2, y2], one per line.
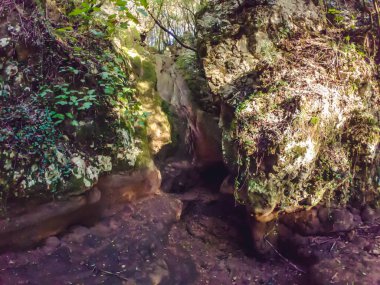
[198, 162, 230, 190]
[181, 193, 255, 258]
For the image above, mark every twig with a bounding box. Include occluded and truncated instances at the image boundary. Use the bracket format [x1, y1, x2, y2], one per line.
[264, 237, 306, 274]
[357, 222, 380, 230]
[87, 263, 129, 282]
[310, 236, 340, 245]
[330, 241, 336, 252]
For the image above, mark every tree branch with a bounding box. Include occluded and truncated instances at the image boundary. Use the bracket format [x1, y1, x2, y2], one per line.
[146, 9, 197, 53]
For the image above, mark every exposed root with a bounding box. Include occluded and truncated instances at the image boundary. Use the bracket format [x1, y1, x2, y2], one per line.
[264, 237, 306, 274]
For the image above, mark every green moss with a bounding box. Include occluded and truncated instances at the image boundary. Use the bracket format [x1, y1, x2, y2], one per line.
[343, 111, 380, 156]
[129, 52, 143, 74]
[141, 60, 157, 83]
[160, 100, 179, 146]
[292, 145, 307, 159]
[309, 116, 320, 126]
[231, 92, 379, 217]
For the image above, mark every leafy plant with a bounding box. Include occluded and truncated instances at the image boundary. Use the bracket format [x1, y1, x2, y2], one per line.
[327, 8, 345, 24]
[37, 83, 97, 126]
[65, 0, 149, 37]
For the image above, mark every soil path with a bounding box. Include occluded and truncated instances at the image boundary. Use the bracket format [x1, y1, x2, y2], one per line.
[0, 170, 304, 284]
[0, 161, 379, 284]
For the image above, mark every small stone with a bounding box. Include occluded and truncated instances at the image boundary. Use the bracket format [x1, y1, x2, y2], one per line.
[7, 24, 20, 34]
[43, 236, 61, 254]
[5, 64, 18, 77]
[346, 230, 356, 242]
[45, 236, 60, 248]
[0, 37, 11, 48]
[370, 249, 380, 256]
[331, 209, 355, 232]
[361, 206, 377, 223]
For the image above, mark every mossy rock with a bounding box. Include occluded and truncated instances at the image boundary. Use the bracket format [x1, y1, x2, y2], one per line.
[197, 0, 380, 221]
[0, 3, 162, 202]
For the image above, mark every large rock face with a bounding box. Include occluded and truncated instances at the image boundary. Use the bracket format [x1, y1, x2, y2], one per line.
[0, 1, 169, 202]
[113, 27, 172, 156]
[156, 54, 222, 165]
[197, 0, 380, 221]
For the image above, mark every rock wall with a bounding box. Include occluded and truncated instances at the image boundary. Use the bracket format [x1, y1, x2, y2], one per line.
[0, 167, 161, 251]
[0, 0, 170, 248]
[156, 54, 222, 165]
[0, 1, 170, 203]
[197, 0, 380, 221]
[113, 27, 172, 157]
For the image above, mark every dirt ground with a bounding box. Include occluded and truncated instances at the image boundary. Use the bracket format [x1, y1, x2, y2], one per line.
[0, 161, 378, 285]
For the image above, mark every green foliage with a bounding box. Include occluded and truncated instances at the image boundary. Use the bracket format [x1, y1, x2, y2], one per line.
[0, 105, 72, 195]
[327, 8, 344, 24]
[144, 0, 204, 51]
[35, 49, 146, 131]
[1, 50, 145, 199]
[37, 83, 97, 126]
[341, 41, 366, 58]
[176, 52, 197, 71]
[139, 0, 148, 8]
[0, 0, 162, 207]
[68, 1, 101, 18]
[309, 116, 320, 126]
[62, 0, 148, 38]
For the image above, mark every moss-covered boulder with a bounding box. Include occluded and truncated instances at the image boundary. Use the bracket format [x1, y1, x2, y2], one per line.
[197, 0, 380, 221]
[0, 1, 169, 204]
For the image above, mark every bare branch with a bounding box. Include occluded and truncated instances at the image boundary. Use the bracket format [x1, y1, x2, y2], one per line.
[146, 8, 197, 53]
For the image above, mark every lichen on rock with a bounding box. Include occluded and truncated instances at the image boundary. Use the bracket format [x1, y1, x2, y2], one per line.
[197, 0, 380, 221]
[0, 1, 168, 203]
